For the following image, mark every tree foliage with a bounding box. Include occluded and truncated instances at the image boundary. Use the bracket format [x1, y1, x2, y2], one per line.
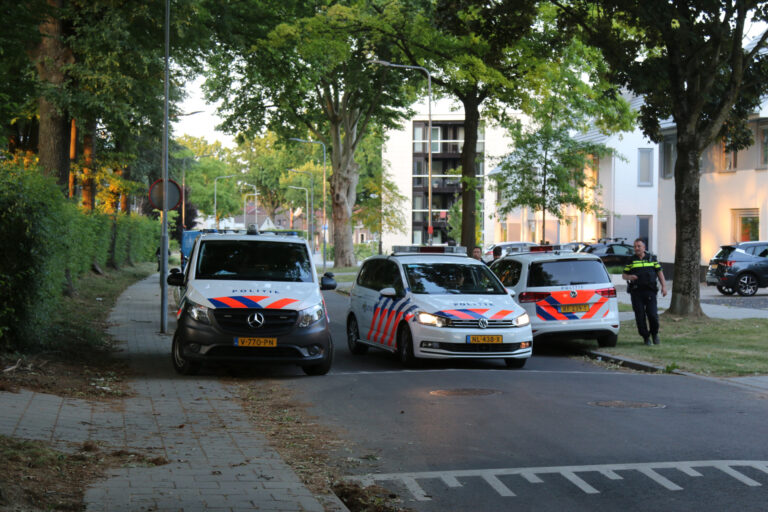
[202, 0, 418, 266]
[494, 19, 633, 240]
[556, 0, 768, 316]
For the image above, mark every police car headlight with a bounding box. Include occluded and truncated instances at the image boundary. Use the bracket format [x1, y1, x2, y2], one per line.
[513, 312, 530, 327]
[188, 302, 211, 325]
[416, 312, 449, 327]
[298, 303, 324, 328]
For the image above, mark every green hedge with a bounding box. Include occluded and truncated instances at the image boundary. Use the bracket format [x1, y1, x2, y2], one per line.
[0, 162, 158, 351]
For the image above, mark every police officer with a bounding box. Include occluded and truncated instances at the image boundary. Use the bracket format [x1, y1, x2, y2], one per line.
[622, 238, 668, 345]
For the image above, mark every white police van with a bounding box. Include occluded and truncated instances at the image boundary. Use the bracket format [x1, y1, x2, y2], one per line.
[167, 231, 336, 375]
[346, 246, 533, 368]
[490, 247, 620, 347]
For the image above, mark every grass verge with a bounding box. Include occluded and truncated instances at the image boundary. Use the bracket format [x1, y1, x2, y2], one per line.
[0, 261, 155, 398]
[582, 314, 768, 376]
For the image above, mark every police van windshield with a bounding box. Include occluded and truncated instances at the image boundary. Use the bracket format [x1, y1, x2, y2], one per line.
[196, 241, 313, 282]
[527, 259, 609, 287]
[403, 263, 506, 294]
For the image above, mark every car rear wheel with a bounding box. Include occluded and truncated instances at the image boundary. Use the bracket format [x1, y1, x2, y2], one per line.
[303, 339, 333, 376]
[716, 285, 735, 295]
[597, 333, 618, 347]
[505, 358, 526, 369]
[736, 273, 759, 296]
[171, 333, 201, 376]
[396, 324, 417, 367]
[346, 315, 368, 355]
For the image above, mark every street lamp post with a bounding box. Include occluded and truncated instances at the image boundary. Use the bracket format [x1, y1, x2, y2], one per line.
[288, 169, 314, 256]
[243, 193, 257, 229]
[368, 59, 433, 245]
[242, 184, 257, 229]
[213, 175, 236, 229]
[160, 0, 170, 333]
[289, 138, 327, 269]
[288, 185, 309, 236]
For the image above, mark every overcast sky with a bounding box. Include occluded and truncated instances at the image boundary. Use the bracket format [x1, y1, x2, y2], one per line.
[173, 76, 235, 148]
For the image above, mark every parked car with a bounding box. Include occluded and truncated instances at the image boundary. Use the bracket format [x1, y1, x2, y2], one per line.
[347, 245, 533, 368]
[490, 248, 620, 347]
[706, 241, 768, 296]
[483, 242, 540, 262]
[578, 240, 635, 267]
[167, 231, 337, 376]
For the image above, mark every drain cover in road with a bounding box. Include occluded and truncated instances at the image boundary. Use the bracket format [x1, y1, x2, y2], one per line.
[589, 400, 665, 408]
[430, 389, 501, 397]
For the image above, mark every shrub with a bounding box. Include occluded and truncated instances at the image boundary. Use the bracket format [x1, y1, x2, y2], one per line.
[0, 162, 159, 351]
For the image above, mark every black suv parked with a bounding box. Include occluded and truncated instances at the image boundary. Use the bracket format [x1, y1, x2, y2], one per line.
[706, 241, 768, 296]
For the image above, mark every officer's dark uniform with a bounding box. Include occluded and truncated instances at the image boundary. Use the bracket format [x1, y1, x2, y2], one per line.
[624, 253, 662, 344]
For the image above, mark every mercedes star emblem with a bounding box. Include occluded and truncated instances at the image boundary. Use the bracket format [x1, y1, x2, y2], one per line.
[247, 311, 265, 328]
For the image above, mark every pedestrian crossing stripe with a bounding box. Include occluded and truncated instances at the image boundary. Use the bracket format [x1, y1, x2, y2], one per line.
[346, 460, 768, 501]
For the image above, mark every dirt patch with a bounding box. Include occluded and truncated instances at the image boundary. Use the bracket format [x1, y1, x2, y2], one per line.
[233, 380, 411, 512]
[0, 435, 168, 512]
[0, 354, 132, 399]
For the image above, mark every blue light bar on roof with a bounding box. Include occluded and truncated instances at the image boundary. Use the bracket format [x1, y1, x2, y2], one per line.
[392, 245, 468, 255]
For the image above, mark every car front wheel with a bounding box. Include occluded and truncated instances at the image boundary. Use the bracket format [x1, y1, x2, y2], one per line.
[171, 333, 201, 376]
[396, 324, 417, 367]
[347, 315, 368, 355]
[716, 285, 735, 295]
[736, 273, 759, 296]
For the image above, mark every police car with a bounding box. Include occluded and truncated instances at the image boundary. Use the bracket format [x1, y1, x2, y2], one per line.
[346, 246, 533, 368]
[166, 231, 337, 376]
[490, 247, 619, 347]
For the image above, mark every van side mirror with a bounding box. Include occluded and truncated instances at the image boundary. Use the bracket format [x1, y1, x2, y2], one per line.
[320, 272, 337, 291]
[506, 287, 516, 297]
[167, 270, 184, 287]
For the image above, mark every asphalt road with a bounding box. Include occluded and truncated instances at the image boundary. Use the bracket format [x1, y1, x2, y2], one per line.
[277, 290, 768, 511]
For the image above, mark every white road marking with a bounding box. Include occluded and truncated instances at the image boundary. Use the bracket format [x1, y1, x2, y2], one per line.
[346, 460, 768, 501]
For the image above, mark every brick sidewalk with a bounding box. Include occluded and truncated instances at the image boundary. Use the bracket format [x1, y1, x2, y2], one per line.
[1, 275, 342, 512]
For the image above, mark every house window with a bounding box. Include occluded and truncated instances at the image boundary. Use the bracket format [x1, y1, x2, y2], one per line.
[660, 136, 676, 179]
[360, 233, 365, 243]
[568, 216, 578, 241]
[761, 127, 768, 168]
[638, 148, 653, 186]
[722, 144, 737, 172]
[732, 209, 759, 242]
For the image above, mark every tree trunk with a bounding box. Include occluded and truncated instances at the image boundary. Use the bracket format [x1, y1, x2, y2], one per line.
[667, 137, 704, 317]
[81, 120, 97, 210]
[329, 113, 360, 268]
[33, 0, 71, 191]
[460, 96, 480, 249]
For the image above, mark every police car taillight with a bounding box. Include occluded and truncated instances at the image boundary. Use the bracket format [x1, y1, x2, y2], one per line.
[596, 287, 616, 298]
[519, 291, 551, 302]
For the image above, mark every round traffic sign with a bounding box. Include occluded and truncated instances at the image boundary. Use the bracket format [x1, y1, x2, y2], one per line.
[148, 179, 181, 210]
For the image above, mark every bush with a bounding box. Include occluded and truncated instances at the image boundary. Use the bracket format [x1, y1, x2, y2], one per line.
[0, 162, 159, 351]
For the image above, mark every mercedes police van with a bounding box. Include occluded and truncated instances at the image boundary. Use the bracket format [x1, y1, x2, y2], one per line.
[346, 246, 533, 368]
[166, 231, 336, 376]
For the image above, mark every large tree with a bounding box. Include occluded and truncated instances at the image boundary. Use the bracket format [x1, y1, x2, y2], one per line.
[494, 27, 633, 241]
[203, 1, 417, 267]
[557, 1, 768, 316]
[363, 0, 549, 249]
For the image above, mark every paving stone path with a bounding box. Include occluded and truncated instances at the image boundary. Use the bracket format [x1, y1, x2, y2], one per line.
[1, 275, 342, 512]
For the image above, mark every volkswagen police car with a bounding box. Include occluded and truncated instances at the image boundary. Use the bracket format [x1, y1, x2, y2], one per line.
[490, 247, 619, 347]
[166, 231, 336, 376]
[346, 246, 533, 368]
